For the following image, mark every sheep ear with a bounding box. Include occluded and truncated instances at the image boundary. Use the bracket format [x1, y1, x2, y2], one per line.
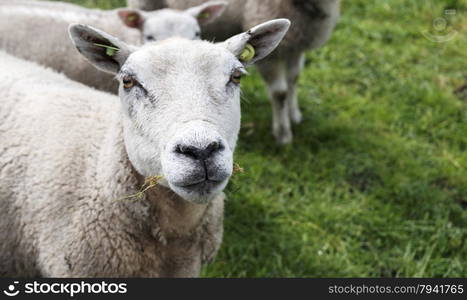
[186, 1, 227, 25]
[222, 19, 291, 66]
[68, 24, 135, 75]
[117, 9, 145, 29]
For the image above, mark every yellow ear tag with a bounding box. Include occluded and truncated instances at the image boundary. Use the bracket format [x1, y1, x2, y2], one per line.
[94, 43, 120, 57]
[199, 12, 210, 19]
[240, 43, 255, 62]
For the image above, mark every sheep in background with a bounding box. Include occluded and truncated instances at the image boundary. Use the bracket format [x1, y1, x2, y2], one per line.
[0, 0, 227, 93]
[118, 1, 227, 43]
[0, 19, 290, 277]
[129, 0, 340, 144]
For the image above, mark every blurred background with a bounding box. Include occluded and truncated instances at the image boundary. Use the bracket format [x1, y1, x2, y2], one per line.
[49, 0, 466, 277]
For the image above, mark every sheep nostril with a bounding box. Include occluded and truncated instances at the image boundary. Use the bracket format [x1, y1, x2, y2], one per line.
[176, 145, 197, 159]
[206, 141, 220, 154]
[175, 141, 222, 161]
[175, 145, 184, 154]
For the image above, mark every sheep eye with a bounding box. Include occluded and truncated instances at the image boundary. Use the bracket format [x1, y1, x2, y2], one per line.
[230, 70, 243, 85]
[146, 35, 155, 41]
[195, 31, 201, 38]
[122, 75, 135, 89]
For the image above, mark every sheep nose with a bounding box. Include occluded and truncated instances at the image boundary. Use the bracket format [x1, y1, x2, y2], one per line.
[175, 141, 222, 161]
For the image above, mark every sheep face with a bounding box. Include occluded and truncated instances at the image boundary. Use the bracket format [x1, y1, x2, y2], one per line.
[119, 40, 243, 203]
[69, 19, 290, 203]
[118, 1, 227, 43]
[142, 10, 201, 42]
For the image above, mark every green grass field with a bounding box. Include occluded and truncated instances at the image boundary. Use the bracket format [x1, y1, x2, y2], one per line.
[52, 0, 466, 277]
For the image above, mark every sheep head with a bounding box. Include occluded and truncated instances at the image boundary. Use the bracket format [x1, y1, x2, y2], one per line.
[118, 1, 228, 43]
[68, 19, 290, 203]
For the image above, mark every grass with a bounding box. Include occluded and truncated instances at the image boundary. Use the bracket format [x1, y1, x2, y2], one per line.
[52, 0, 466, 277]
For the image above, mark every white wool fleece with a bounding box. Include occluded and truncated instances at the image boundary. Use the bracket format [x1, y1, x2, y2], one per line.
[0, 51, 224, 277]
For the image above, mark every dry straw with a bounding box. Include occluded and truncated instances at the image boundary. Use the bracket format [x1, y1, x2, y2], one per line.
[118, 163, 244, 202]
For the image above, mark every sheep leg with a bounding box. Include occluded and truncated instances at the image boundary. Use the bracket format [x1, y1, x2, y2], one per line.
[258, 60, 293, 145]
[286, 52, 305, 124]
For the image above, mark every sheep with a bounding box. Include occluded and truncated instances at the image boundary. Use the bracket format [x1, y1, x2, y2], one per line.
[0, 0, 227, 93]
[129, 0, 341, 144]
[0, 19, 290, 277]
